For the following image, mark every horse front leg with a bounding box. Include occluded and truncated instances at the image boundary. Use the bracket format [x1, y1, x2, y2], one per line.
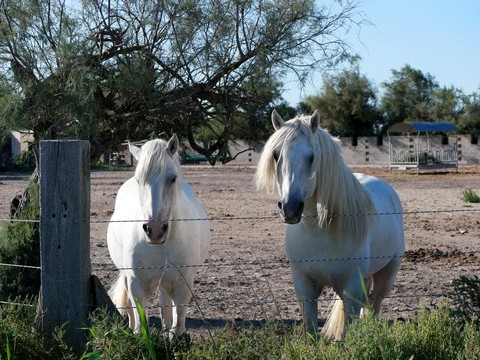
[159, 289, 173, 330]
[291, 269, 323, 337]
[169, 277, 194, 340]
[340, 279, 365, 327]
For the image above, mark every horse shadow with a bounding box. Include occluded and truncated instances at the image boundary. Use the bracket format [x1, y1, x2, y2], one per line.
[150, 316, 311, 333]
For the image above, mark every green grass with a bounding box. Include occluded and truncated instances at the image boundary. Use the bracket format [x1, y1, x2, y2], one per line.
[1, 301, 480, 359]
[462, 188, 480, 203]
[179, 304, 480, 360]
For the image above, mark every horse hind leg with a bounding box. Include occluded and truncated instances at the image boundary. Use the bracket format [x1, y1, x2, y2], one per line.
[109, 273, 136, 327]
[291, 271, 323, 338]
[126, 277, 150, 333]
[369, 258, 403, 315]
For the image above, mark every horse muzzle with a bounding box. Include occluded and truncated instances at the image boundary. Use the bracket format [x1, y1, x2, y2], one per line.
[143, 220, 169, 244]
[278, 200, 304, 224]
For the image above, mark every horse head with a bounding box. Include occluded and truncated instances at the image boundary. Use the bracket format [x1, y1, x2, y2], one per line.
[129, 135, 181, 244]
[268, 110, 321, 224]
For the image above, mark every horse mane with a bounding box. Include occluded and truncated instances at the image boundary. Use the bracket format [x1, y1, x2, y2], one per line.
[134, 139, 183, 185]
[256, 115, 375, 246]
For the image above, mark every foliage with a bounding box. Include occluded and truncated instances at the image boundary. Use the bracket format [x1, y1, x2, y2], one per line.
[381, 64, 439, 128]
[0, 0, 363, 165]
[431, 86, 465, 123]
[305, 65, 382, 136]
[12, 150, 35, 171]
[459, 93, 480, 136]
[450, 275, 480, 327]
[0, 300, 76, 359]
[0, 181, 40, 300]
[461, 188, 480, 203]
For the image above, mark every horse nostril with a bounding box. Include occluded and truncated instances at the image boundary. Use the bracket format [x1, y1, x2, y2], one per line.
[277, 201, 283, 210]
[298, 201, 304, 212]
[142, 224, 152, 237]
[161, 223, 168, 233]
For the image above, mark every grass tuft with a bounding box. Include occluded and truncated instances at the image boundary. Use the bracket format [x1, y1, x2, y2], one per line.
[462, 187, 480, 203]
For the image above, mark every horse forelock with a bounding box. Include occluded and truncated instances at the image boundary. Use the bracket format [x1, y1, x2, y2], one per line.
[134, 139, 182, 186]
[256, 118, 319, 193]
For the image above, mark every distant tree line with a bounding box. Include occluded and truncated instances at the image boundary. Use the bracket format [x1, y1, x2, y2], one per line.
[302, 64, 480, 137]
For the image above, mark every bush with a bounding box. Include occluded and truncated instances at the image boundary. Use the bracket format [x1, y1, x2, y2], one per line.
[0, 300, 75, 359]
[0, 180, 40, 300]
[450, 275, 480, 327]
[12, 150, 35, 171]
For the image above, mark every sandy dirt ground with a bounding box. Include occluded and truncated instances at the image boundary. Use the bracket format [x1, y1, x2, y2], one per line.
[1, 164, 479, 335]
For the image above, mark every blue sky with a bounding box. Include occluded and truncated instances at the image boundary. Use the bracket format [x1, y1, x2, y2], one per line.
[282, 0, 480, 106]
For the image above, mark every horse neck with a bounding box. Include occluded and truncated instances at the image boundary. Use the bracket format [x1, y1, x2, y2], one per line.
[314, 149, 374, 247]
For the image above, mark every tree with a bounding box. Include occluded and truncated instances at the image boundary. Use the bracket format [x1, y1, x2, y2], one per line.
[459, 92, 480, 136]
[431, 86, 465, 123]
[0, 0, 364, 165]
[304, 66, 381, 136]
[380, 64, 439, 128]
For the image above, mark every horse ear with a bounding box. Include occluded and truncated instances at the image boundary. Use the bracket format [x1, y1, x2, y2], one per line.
[128, 142, 142, 161]
[310, 110, 320, 133]
[167, 134, 179, 156]
[271, 109, 284, 131]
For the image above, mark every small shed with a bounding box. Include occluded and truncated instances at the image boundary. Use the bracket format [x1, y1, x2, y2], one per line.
[387, 122, 459, 171]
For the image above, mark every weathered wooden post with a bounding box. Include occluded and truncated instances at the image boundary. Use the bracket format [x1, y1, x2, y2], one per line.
[37, 140, 91, 355]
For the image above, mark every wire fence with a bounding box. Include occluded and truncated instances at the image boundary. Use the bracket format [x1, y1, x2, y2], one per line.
[1, 205, 479, 321]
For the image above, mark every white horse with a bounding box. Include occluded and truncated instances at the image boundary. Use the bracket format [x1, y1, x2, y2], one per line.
[107, 135, 210, 338]
[256, 110, 405, 340]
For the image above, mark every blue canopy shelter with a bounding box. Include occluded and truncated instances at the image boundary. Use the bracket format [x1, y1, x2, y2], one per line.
[387, 122, 459, 171]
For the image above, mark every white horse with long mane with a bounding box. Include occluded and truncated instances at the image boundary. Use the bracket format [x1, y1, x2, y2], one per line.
[107, 135, 210, 338]
[256, 110, 405, 340]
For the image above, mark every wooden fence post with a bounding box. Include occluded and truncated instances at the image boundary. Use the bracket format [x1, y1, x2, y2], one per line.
[37, 140, 91, 355]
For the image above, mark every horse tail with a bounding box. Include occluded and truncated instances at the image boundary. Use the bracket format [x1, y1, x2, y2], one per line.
[108, 274, 128, 316]
[321, 295, 345, 341]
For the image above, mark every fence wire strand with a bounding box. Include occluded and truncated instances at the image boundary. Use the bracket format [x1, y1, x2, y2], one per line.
[0, 206, 479, 225]
[1, 248, 478, 272]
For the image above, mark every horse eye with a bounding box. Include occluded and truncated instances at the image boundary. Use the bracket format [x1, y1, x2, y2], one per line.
[273, 151, 279, 162]
[308, 154, 314, 164]
[170, 175, 177, 184]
